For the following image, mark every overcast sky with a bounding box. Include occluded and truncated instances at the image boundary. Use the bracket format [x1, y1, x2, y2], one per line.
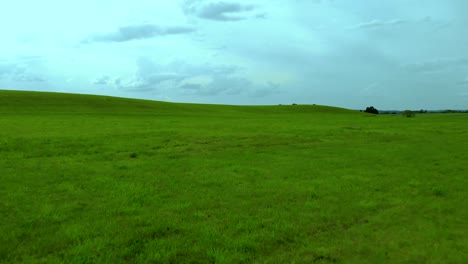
[1, 0, 467, 109]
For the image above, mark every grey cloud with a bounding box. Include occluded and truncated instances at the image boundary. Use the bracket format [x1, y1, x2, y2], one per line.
[93, 75, 112, 85]
[166, 59, 239, 76]
[350, 19, 407, 29]
[182, 0, 257, 21]
[403, 57, 468, 74]
[145, 73, 187, 84]
[116, 75, 186, 93]
[116, 79, 159, 92]
[419, 16, 452, 29]
[111, 75, 178, 93]
[84, 24, 195, 43]
[120, 58, 191, 92]
[349, 17, 453, 31]
[460, 92, 468, 98]
[0, 60, 45, 82]
[13, 74, 44, 82]
[198, 2, 254, 21]
[96, 57, 278, 97]
[180, 83, 203, 91]
[181, 77, 282, 97]
[458, 77, 468, 86]
[181, 76, 249, 96]
[0, 63, 15, 78]
[14, 55, 45, 63]
[0, 61, 31, 78]
[92, 71, 168, 92]
[254, 13, 267, 19]
[360, 82, 384, 98]
[248, 83, 283, 98]
[99, 58, 214, 92]
[131, 59, 241, 93]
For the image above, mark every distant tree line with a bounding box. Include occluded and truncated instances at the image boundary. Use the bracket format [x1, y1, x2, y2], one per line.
[361, 106, 468, 117]
[439, 110, 468, 113]
[378, 109, 468, 114]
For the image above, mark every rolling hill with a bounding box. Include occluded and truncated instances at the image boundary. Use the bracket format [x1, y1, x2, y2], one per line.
[0, 90, 466, 263]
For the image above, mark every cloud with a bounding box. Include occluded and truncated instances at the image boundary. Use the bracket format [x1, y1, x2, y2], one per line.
[116, 75, 187, 92]
[0, 63, 14, 78]
[94, 57, 281, 98]
[182, 0, 257, 21]
[360, 82, 384, 97]
[0, 59, 45, 82]
[458, 77, 468, 86]
[349, 19, 407, 29]
[165, 59, 239, 76]
[115, 58, 194, 92]
[93, 75, 112, 85]
[13, 74, 44, 82]
[181, 76, 282, 97]
[94, 58, 206, 92]
[349, 17, 452, 31]
[180, 76, 249, 96]
[248, 82, 282, 98]
[116, 79, 163, 92]
[419, 16, 452, 30]
[403, 57, 468, 74]
[84, 23, 195, 43]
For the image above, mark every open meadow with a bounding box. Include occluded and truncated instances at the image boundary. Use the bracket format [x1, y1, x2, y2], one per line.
[0, 90, 466, 263]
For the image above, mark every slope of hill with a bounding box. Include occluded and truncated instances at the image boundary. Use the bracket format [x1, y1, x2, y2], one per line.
[0, 90, 356, 115]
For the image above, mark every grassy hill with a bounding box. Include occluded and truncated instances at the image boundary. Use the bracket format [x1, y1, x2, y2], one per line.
[0, 90, 354, 115]
[0, 90, 466, 263]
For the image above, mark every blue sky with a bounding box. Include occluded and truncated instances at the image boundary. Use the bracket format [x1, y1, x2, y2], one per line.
[1, 0, 467, 109]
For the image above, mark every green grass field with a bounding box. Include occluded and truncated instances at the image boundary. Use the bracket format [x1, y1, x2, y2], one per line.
[0, 90, 466, 263]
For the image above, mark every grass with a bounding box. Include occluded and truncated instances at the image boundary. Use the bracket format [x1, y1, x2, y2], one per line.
[0, 90, 467, 263]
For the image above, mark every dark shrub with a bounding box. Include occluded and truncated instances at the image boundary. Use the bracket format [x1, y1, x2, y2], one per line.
[364, 106, 379, 114]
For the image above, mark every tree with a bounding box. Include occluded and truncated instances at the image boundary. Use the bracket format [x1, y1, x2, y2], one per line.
[364, 106, 379, 114]
[402, 110, 415, 117]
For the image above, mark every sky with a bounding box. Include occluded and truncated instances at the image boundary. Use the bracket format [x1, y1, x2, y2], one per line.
[1, 0, 467, 109]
